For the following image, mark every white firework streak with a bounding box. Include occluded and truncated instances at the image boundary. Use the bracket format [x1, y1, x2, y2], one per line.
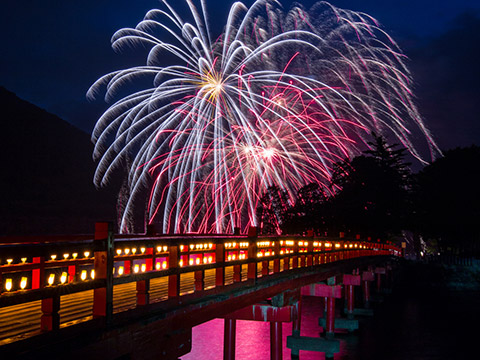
[87, 0, 440, 234]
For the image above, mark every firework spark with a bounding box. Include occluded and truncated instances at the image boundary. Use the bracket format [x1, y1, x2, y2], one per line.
[88, 0, 440, 234]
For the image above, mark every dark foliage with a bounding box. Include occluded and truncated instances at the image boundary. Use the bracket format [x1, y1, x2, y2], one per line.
[256, 185, 291, 235]
[328, 133, 412, 239]
[259, 134, 413, 239]
[413, 145, 480, 252]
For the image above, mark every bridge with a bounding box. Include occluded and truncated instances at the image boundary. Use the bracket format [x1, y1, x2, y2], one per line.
[0, 223, 401, 359]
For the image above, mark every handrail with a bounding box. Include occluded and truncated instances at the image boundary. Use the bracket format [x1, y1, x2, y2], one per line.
[0, 222, 402, 338]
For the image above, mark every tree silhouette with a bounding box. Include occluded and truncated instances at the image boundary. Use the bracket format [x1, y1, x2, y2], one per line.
[413, 145, 480, 255]
[256, 134, 413, 238]
[329, 133, 412, 239]
[280, 183, 329, 235]
[256, 185, 291, 235]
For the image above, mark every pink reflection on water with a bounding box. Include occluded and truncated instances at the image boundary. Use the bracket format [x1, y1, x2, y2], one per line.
[182, 297, 335, 360]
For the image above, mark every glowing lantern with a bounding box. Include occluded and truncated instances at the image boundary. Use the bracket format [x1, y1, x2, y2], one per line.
[20, 277, 27, 290]
[48, 274, 55, 286]
[60, 272, 67, 284]
[80, 270, 87, 281]
[5, 279, 12, 291]
[133, 264, 140, 273]
[118, 266, 124, 275]
[90, 269, 95, 279]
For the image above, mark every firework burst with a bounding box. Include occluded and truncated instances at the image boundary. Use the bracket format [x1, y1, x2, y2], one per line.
[88, 0, 440, 234]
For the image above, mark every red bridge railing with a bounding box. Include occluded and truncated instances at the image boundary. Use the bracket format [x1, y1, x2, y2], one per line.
[0, 223, 401, 337]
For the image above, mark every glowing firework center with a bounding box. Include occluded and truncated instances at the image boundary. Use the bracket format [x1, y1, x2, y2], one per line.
[89, 0, 439, 234]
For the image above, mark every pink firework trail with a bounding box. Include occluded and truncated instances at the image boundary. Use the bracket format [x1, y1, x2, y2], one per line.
[88, 0, 440, 234]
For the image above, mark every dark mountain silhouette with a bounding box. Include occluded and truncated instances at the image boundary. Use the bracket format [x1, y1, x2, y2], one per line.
[0, 87, 118, 236]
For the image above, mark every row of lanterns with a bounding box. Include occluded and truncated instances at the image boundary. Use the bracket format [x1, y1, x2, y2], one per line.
[3, 269, 96, 292]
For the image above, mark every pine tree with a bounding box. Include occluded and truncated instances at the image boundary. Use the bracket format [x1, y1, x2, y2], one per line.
[329, 133, 412, 239]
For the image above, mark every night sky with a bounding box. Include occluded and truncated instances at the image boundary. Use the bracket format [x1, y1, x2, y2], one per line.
[1, 0, 479, 152]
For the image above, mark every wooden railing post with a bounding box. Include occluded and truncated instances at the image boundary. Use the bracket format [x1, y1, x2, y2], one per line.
[215, 243, 225, 287]
[247, 241, 257, 281]
[320, 242, 326, 264]
[262, 259, 269, 276]
[168, 244, 180, 298]
[145, 247, 154, 271]
[300, 254, 306, 268]
[233, 264, 242, 283]
[136, 279, 150, 306]
[37, 252, 56, 331]
[32, 256, 45, 289]
[68, 265, 76, 283]
[292, 241, 299, 269]
[92, 222, 114, 325]
[283, 253, 290, 271]
[41, 295, 60, 331]
[273, 241, 280, 273]
[247, 228, 257, 281]
[124, 258, 131, 274]
[307, 241, 314, 266]
[137, 247, 154, 305]
[195, 269, 205, 291]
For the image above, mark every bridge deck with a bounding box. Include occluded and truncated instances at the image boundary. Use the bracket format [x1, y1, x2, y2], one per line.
[0, 230, 400, 358]
[0, 264, 261, 345]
